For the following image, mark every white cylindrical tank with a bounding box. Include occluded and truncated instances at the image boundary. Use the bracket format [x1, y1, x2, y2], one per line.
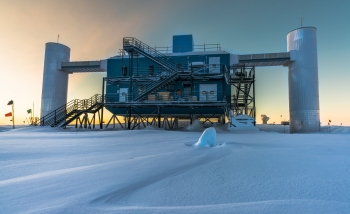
[287, 27, 320, 133]
[40, 43, 70, 118]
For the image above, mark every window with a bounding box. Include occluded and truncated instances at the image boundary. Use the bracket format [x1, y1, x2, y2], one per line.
[122, 66, 127, 76]
[148, 65, 154, 75]
[176, 63, 182, 71]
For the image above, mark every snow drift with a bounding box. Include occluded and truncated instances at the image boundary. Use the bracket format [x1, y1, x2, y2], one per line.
[195, 127, 217, 147]
[2, 126, 350, 213]
[185, 120, 204, 131]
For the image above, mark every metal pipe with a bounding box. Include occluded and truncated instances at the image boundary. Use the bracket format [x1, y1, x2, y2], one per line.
[253, 67, 256, 126]
[100, 78, 105, 129]
[158, 106, 161, 128]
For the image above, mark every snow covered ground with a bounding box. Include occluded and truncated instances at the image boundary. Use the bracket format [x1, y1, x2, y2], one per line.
[1, 125, 350, 213]
[257, 124, 350, 134]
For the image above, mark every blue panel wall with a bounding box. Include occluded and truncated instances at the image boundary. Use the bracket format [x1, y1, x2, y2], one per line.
[105, 52, 231, 116]
[107, 53, 230, 77]
[173, 35, 193, 53]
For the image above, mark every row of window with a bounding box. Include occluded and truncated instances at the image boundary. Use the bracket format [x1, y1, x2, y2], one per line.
[121, 64, 223, 76]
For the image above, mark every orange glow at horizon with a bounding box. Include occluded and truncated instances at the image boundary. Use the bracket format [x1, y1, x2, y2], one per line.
[0, 0, 164, 125]
[1, 0, 350, 126]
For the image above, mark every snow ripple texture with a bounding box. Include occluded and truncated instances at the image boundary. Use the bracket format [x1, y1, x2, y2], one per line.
[1, 126, 350, 213]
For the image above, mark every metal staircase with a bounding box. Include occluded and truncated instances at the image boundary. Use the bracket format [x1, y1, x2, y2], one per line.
[230, 66, 255, 117]
[37, 94, 103, 127]
[223, 64, 230, 85]
[235, 83, 251, 108]
[123, 37, 179, 101]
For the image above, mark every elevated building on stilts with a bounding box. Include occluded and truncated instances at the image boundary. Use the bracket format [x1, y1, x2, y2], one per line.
[38, 27, 320, 133]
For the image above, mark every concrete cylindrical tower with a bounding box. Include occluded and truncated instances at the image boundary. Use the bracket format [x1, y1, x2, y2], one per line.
[287, 27, 320, 133]
[40, 43, 70, 118]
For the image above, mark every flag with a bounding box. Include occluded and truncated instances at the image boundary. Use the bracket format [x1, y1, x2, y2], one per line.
[27, 109, 32, 114]
[7, 100, 13, 105]
[5, 112, 12, 117]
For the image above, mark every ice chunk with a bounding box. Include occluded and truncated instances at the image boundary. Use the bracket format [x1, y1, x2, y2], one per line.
[195, 127, 217, 147]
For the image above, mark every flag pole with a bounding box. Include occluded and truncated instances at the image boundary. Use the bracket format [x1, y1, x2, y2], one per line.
[12, 101, 15, 129]
[32, 101, 34, 125]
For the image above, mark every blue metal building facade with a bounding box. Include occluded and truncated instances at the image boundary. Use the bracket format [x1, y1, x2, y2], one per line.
[105, 48, 231, 116]
[37, 34, 258, 129]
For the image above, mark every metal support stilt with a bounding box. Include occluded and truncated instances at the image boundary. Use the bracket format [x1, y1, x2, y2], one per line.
[128, 107, 132, 129]
[190, 107, 193, 125]
[158, 106, 161, 128]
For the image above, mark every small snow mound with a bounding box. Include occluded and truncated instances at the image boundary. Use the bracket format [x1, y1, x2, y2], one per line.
[229, 124, 259, 132]
[217, 123, 259, 133]
[186, 120, 204, 131]
[219, 114, 260, 133]
[230, 114, 255, 127]
[195, 127, 217, 147]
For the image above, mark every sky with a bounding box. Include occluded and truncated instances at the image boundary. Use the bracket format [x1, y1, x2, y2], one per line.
[0, 0, 349, 126]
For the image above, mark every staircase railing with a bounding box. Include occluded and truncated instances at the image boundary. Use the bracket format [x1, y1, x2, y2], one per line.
[123, 37, 179, 101]
[123, 37, 178, 72]
[105, 91, 227, 103]
[222, 64, 230, 85]
[132, 72, 178, 101]
[37, 94, 102, 127]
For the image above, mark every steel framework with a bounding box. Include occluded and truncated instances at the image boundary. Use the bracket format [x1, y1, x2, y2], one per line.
[36, 37, 256, 130]
[230, 65, 256, 121]
[103, 94, 228, 130]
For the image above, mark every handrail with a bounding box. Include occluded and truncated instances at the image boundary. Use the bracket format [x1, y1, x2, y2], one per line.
[123, 37, 178, 72]
[222, 64, 230, 85]
[155, 44, 221, 53]
[36, 94, 103, 127]
[130, 64, 228, 76]
[105, 91, 227, 103]
[123, 37, 181, 101]
[117, 44, 221, 55]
